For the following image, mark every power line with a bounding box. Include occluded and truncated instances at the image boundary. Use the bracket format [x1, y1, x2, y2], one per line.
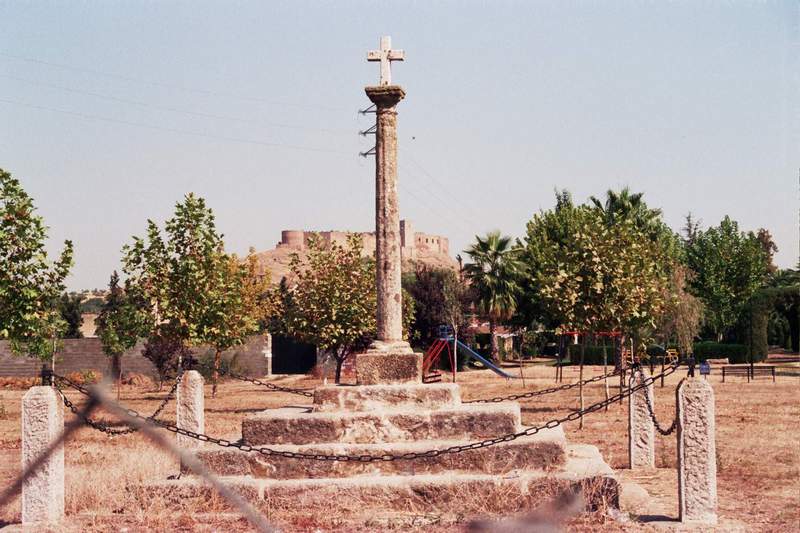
[0, 74, 353, 135]
[0, 97, 351, 155]
[0, 51, 348, 112]
[400, 163, 482, 232]
[405, 152, 485, 221]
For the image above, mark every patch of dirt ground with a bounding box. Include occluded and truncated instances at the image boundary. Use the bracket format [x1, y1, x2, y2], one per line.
[0, 364, 798, 531]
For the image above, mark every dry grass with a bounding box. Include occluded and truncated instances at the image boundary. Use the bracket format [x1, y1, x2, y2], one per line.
[0, 365, 798, 531]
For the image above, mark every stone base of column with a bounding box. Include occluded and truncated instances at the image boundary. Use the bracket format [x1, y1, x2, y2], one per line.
[356, 341, 421, 385]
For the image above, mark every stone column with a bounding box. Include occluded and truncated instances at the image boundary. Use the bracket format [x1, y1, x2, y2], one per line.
[176, 371, 205, 450]
[677, 378, 717, 525]
[355, 85, 422, 385]
[628, 369, 655, 469]
[22, 386, 64, 525]
[368, 84, 405, 346]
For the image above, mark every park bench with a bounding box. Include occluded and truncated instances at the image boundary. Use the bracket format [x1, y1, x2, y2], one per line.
[721, 365, 776, 382]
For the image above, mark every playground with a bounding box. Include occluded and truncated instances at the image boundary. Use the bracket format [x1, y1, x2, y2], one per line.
[1, 362, 797, 531]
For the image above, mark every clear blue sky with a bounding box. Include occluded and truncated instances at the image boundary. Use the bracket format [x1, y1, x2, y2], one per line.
[1, 1, 797, 290]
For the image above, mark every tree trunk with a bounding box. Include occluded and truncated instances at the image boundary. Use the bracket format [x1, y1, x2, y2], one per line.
[111, 353, 122, 401]
[489, 318, 499, 361]
[602, 343, 609, 411]
[579, 335, 586, 430]
[618, 334, 625, 405]
[212, 349, 221, 398]
[334, 356, 344, 384]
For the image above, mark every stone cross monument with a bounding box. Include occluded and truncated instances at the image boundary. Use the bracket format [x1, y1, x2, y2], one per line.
[356, 36, 422, 385]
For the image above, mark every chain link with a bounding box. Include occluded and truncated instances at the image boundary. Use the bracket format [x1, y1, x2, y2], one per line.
[221, 369, 314, 398]
[91, 360, 681, 462]
[633, 367, 678, 436]
[54, 369, 184, 436]
[463, 365, 621, 403]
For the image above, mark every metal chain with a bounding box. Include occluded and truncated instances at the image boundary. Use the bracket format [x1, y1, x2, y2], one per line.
[633, 367, 678, 436]
[221, 369, 314, 398]
[54, 369, 184, 436]
[463, 365, 621, 403]
[104, 361, 682, 462]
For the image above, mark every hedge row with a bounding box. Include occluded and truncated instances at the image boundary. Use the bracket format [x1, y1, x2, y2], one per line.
[692, 341, 759, 364]
[559, 341, 757, 365]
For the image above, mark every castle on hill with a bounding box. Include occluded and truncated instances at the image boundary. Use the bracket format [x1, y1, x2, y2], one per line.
[276, 219, 449, 258]
[255, 219, 455, 283]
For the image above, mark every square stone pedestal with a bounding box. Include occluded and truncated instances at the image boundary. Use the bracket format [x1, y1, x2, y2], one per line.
[355, 344, 422, 385]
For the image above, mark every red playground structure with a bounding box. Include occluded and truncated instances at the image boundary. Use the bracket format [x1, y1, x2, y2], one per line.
[422, 339, 455, 383]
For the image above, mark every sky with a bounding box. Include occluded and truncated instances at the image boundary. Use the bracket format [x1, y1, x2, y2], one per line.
[1, 1, 797, 290]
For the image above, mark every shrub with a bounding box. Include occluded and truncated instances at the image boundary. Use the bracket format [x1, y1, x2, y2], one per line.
[692, 341, 752, 364]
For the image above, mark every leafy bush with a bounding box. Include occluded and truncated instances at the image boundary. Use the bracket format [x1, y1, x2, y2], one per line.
[692, 342, 753, 363]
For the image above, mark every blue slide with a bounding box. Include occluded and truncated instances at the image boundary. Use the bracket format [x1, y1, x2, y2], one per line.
[449, 339, 519, 379]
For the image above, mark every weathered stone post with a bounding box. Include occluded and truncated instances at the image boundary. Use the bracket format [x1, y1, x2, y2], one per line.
[176, 370, 205, 450]
[356, 37, 422, 385]
[628, 369, 655, 469]
[677, 378, 717, 525]
[22, 386, 64, 525]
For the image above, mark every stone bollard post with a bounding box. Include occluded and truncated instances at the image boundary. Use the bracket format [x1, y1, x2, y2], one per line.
[22, 386, 64, 525]
[628, 369, 655, 469]
[176, 370, 205, 450]
[677, 378, 717, 525]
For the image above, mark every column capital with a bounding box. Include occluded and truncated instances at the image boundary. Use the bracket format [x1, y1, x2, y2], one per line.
[365, 85, 406, 108]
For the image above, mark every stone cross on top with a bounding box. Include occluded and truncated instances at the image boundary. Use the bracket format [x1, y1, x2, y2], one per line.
[367, 36, 404, 86]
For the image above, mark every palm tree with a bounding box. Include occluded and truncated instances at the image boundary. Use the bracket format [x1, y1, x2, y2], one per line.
[589, 187, 663, 234]
[463, 231, 522, 361]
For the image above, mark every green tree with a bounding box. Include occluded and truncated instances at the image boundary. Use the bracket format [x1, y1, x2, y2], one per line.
[655, 264, 704, 356]
[463, 231, 522, 361]
[685, 216, 770, 340]
[58, 293, 84, 339]
[522, 192, 675, 427]
[403, 265, 471, 347]
[0, 169, 73, 361]
[283, 235, 376, 383]
[123, 194, 260, 395]
[95, 271, 147, 395]
[206, 253, 264, 396]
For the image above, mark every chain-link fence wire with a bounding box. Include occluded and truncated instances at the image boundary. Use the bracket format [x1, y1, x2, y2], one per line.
[633, 366, 678, 436]
[220, 369, 314, 398]
[0, 379, 276, 533]
[74, 360, 682, 463]
[53, 368, 184, 436]
[463, 365, 621, 404]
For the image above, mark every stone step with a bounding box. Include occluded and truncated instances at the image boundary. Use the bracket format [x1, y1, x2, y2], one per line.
[312, 383, 460, 412]
[241, 403, 521, 445]
[148, 466, 619, 518]
[187, 427, 566, 479]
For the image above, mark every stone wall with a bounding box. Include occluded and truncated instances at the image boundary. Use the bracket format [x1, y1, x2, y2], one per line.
[275, 219, 447, 258]
[0, 335, 272, 378]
